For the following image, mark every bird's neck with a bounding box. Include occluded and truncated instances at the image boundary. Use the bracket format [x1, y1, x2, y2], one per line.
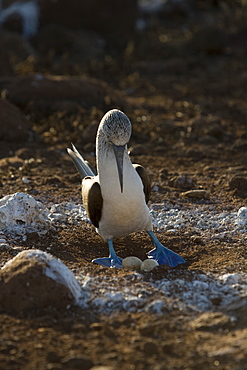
[96, 135, 112, 171]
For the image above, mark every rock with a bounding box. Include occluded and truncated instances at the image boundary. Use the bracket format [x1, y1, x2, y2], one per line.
[0, 75, 124, 110]
[0, 156, 23, 169]
[32, 24, 104, 62]
[0, 192, 50, 235]
[15, 147, 35, 159]
[0, 98, 32, 141]
[180, 189, 210, 200]
[228, 176, 247, 197]
[0, 249, 82, 314]
[190, 312, 236, 331]
[169, 175, 195, 189]
[237, 207, 247, 226]
[38, 0, 138, 47]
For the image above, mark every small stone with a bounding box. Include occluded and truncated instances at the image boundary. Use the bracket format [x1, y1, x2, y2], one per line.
[169, 175, 194, 189]
[180, 189, 210, 200]
[229, 176, 247, 197]
[90, 322, 103, 331]
[122, 256, 142, 270]
[0, 156, 23, 169]
[140, 259, 158, 272]
[22, 177, 29, 184]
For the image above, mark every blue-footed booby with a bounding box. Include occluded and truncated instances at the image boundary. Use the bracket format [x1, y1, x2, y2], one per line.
[67, 109, 185, 268]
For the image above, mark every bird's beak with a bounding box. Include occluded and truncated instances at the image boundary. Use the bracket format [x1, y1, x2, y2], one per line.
[112, 144, 125, 193]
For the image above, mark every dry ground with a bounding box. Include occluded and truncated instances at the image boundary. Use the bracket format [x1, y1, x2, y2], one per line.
[0, 6, 247, 370]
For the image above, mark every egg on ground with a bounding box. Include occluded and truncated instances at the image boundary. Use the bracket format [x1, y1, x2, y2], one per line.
[122, 256, 142, 270]
[140, 259, 159, 272]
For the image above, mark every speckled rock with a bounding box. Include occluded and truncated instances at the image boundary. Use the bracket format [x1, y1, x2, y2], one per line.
[0, 75, 124, 110]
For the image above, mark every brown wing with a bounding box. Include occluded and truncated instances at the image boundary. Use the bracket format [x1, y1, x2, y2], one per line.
[81, 177, 103, 228]
[133, 164, 151, 204]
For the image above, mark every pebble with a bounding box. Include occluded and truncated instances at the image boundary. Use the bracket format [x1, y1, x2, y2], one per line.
[180, 189, 210, 200]
[228, 176, 247, 196]
[1, 195, 247, 316]
[22, 177, 29, 184]
[169, 175, 194, 189]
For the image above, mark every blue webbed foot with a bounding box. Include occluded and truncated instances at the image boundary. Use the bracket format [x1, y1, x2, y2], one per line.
[92, 239, 123, 268]
[147, 230, 185, 267]
[92, 256, 123, 268]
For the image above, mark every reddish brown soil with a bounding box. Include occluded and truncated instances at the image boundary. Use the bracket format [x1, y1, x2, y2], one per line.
[0, 7, 247, 370]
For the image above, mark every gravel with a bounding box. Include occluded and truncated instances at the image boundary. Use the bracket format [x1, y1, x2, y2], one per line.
[74, 268, 247, 314]
[1, 192, 247, 315]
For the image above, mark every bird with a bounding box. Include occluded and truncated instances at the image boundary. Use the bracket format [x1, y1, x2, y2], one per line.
[67, 109, 185, 268]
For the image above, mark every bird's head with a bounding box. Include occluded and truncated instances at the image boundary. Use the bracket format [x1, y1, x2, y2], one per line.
[100, 109, 132, 145]
[98, 109, 132, 192]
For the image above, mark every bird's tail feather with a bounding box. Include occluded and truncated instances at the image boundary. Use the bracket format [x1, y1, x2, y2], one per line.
[67, 144, 96, 179]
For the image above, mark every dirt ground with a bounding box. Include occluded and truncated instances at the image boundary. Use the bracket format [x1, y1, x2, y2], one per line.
[0, 4, 247, 370]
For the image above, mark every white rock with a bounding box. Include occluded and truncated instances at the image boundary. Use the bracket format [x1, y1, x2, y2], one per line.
[237, 207, 247, 226]
[146, 299, 166, 314]
[22, 177, 30, 184]
[0, 192, 50, 234]
[220, 273, 243, 285]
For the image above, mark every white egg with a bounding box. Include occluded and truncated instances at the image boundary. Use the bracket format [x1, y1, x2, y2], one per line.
[140, 259, 159, 272]
[122, 256, 142, 270]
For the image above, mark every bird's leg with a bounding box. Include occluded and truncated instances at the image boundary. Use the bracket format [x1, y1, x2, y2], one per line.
[92, 239, 123, 268]
[146, 230, 185, 267]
